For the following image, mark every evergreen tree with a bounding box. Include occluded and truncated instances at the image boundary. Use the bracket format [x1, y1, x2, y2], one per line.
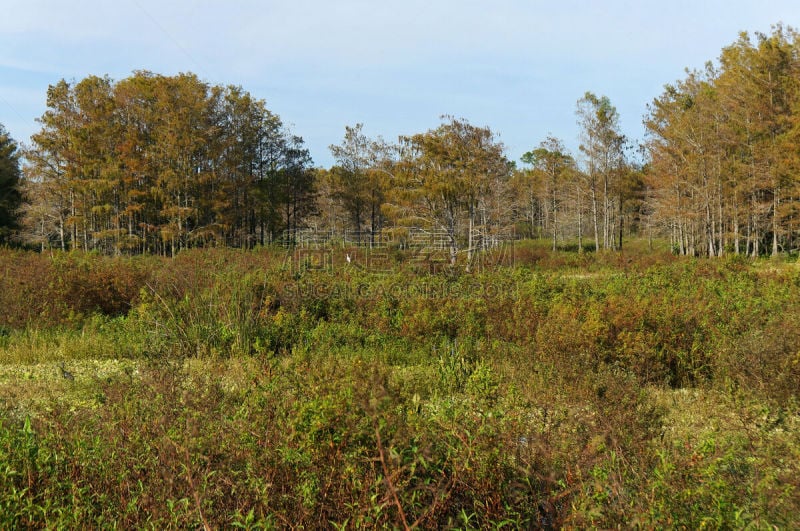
[0, 124, 22, 244]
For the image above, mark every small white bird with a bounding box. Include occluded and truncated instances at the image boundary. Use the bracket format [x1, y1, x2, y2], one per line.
[346, 253, 351, 264]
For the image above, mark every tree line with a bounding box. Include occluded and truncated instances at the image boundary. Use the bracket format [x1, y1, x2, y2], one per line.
[645, 24, 800, 256]
[1, 24, 798, 258]
[21, 72, 315, 255]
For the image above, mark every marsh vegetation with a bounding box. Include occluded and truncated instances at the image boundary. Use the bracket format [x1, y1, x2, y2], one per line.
[0, 242, 798, 528]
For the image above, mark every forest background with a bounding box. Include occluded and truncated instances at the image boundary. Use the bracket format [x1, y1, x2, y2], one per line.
[2, 26, 800, 261]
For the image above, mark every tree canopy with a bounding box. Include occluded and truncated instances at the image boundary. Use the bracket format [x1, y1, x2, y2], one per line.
[23, 72, 314, 254]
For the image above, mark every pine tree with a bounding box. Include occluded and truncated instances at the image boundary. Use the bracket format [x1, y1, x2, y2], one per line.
[0, 124, 22, 244]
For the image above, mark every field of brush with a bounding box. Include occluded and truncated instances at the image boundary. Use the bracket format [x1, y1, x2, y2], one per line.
[0, 241, 799, 528]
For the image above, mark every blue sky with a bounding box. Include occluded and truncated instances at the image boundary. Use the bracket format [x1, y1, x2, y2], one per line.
[1, 1, 799, 167]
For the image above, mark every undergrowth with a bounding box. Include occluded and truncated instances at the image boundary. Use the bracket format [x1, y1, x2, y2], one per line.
[0, 242, 798, 527]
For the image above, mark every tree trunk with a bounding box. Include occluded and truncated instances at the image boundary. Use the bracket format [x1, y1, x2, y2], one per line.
[551, 188, 557, 252]
[772, 187, 780, 256]
[603, 175, 609, 249]
[591, 179, 599, 252]
[467, 202, 474, 272]
[618, 198, 623, 251]
[577, 199, 583, 253]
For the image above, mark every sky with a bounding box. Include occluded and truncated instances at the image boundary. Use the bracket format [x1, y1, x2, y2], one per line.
[1, 1, 799, 168]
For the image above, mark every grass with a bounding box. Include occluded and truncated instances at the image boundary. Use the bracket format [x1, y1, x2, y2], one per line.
[0, 241, 799, 527]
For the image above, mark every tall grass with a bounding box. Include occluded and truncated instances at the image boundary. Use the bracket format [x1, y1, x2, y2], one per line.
[0, 245, 798, 527]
